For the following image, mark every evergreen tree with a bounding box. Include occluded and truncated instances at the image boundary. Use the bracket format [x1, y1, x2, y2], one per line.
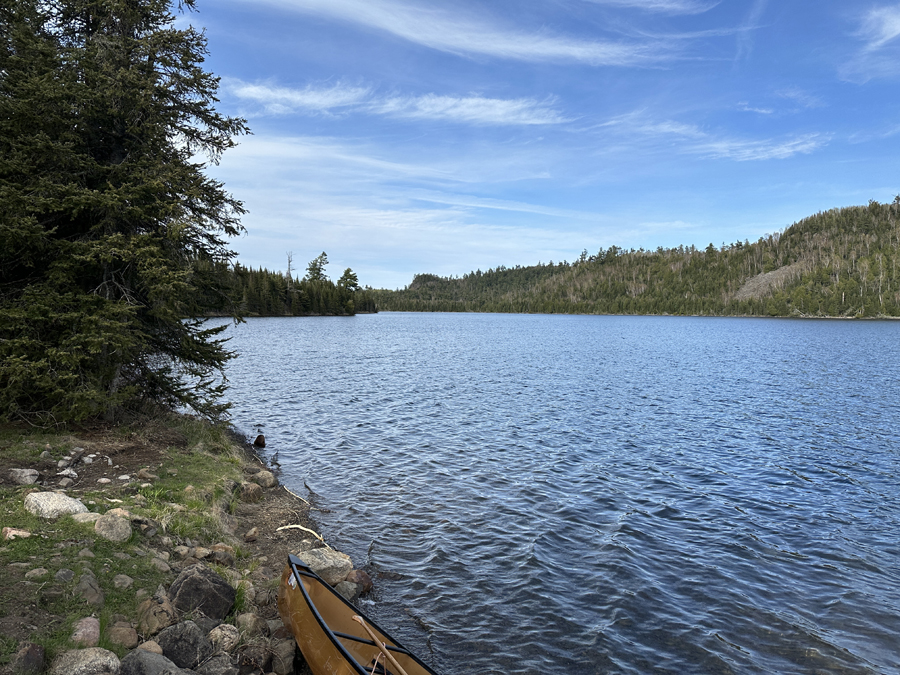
[0, 0, 248, 423]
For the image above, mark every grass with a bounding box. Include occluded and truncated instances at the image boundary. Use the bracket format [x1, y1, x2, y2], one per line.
[0, 411, 255, 665]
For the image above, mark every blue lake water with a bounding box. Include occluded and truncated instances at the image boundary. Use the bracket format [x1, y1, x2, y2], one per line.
[220, 313, 900, 674]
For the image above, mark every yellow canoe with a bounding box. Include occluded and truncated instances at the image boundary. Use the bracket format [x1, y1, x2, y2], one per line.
[277, 553, 441, 675]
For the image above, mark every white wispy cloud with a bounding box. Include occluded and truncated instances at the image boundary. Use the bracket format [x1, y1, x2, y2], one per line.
[241, 0, 672, 66]
[688, 134, 826, 161]
[841, 5, 900, 81]
[580, 0, 719, 15]
[857, 5, 900, 50]
[226, 80, 569, 125]
[776, 88, 824, 109]
[368, 94, 569, 125]
[227, 80, 371, 114]
[734, 0, 769, 62]
[602, 111, 827, 161]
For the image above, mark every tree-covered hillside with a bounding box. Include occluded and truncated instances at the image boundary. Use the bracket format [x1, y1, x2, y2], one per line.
[373, 200, 900, 318]
[230, 260, 377, 316]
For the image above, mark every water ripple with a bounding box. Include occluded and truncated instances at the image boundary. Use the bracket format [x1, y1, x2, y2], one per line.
[221, 314, 900, 675]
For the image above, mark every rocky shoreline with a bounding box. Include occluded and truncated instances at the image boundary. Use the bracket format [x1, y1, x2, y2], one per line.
[0, 417, 371, 675]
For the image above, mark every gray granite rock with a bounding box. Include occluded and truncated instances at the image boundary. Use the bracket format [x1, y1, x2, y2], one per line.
[95, 514, 132, 542]
[8, 469, 39, 485]
[71, 617, 101, 647]
[294, 548, 353, 586]
[74, 572, 105, 608]
[24, 492, 87, 518]
[49, 648, 119, 675]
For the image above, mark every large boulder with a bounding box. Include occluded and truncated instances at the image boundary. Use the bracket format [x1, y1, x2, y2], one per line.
[50, 648, 119, 675]
[195, 654, 238, 675]
[168, 565, 235, 620]
[156, 621, 213, 670]
[294, 548, 353, 586]
[24, 492, 88, 519]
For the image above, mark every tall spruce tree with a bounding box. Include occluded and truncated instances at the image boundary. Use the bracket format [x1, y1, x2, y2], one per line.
[0, 0, 249, 423]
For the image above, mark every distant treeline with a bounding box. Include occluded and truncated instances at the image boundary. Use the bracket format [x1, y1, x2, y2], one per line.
[225, 253, 377, 316]
[372, 200, 900, 318]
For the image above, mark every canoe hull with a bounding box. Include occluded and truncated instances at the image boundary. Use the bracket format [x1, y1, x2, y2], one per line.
[277, 553, 439, 675]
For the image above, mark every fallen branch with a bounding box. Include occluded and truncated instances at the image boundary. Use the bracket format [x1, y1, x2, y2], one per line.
[275, 524, 331, 549]
[282, 485, 310, 505]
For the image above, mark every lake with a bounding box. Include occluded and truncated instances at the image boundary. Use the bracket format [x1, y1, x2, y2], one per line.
[220, 313, 900, 674]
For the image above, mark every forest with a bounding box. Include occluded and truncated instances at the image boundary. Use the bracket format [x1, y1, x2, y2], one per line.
[228, 253, 377, 317]
[372, 200, 900, 318]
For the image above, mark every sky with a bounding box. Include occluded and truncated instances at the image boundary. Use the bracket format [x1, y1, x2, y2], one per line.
[186, 0, 900, 289]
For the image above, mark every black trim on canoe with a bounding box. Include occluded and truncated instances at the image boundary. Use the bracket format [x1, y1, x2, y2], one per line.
[333, 630, 412, 655]
[286, 553, 440, 675]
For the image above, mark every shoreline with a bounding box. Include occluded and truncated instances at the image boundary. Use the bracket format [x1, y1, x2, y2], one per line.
[0, 412, 366, 675]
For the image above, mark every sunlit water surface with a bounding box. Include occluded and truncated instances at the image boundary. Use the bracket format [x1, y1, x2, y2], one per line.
[219, 313, 900, 675]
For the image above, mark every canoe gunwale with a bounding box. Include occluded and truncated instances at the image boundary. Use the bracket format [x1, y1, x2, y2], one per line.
[283, 553, 440, 675]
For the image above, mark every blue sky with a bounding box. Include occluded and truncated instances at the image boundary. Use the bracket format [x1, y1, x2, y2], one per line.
[189, 0, 900, 289]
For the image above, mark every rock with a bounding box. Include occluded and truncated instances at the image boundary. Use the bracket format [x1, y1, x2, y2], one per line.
[236, 613, 267, 638]
[58, 477, 75, 488]
[82, 457, 93, 464]
[334, 580, 361, 603]
[79, 548, 95, 558]
[294, 548, 353, 586]
[2, 527, 32, 541]
[237, 645, 271, 674]
[113, 574, 134, 589]
[156, 621, 213, 669]
[239, 482, 263, 503]
[136, 596, 177, 635]
[252, 434, 265, 447]
[150, 558, 171, 573]
[118, 475, 131, 481]
[192, 616, 220, 635]
[208, 624, 240, 654]
[57, 468, 78, 478]
[209, 543, 235, 567]
[57, 459, 71, 469]
[192, 547, 210, 560]
[24, 568, 48, 580]
[74, 572, 105, 608]
[56, 568, 75, 582]
[119, 649, 181, 675]
[250, 470, 277, 488]
[10, 641, 45, 675]
[71, 617, 101, 647]
[71, 512, 102, 524]
[95, 515, 132, 542]
[266, 619, 285, 635]
[173, 546, 191, 559]
[136, 468, 159, 480]
[136, 641, 163, 655]
[346, 569, 374, 594]
[168, 564, 236, 620]
[107, 622, 139, 649]
[195, 654, 238, 675]
[271, 639, 296, 675]
[97, 478, 111, 485]
[9, 469, 39, 485]
[49, 647, 119, 675]
[106, 507, 134, 519]
[24, 492, 88, 518]
[243, 527, 258, 543]
[218, 512, 238, 535]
